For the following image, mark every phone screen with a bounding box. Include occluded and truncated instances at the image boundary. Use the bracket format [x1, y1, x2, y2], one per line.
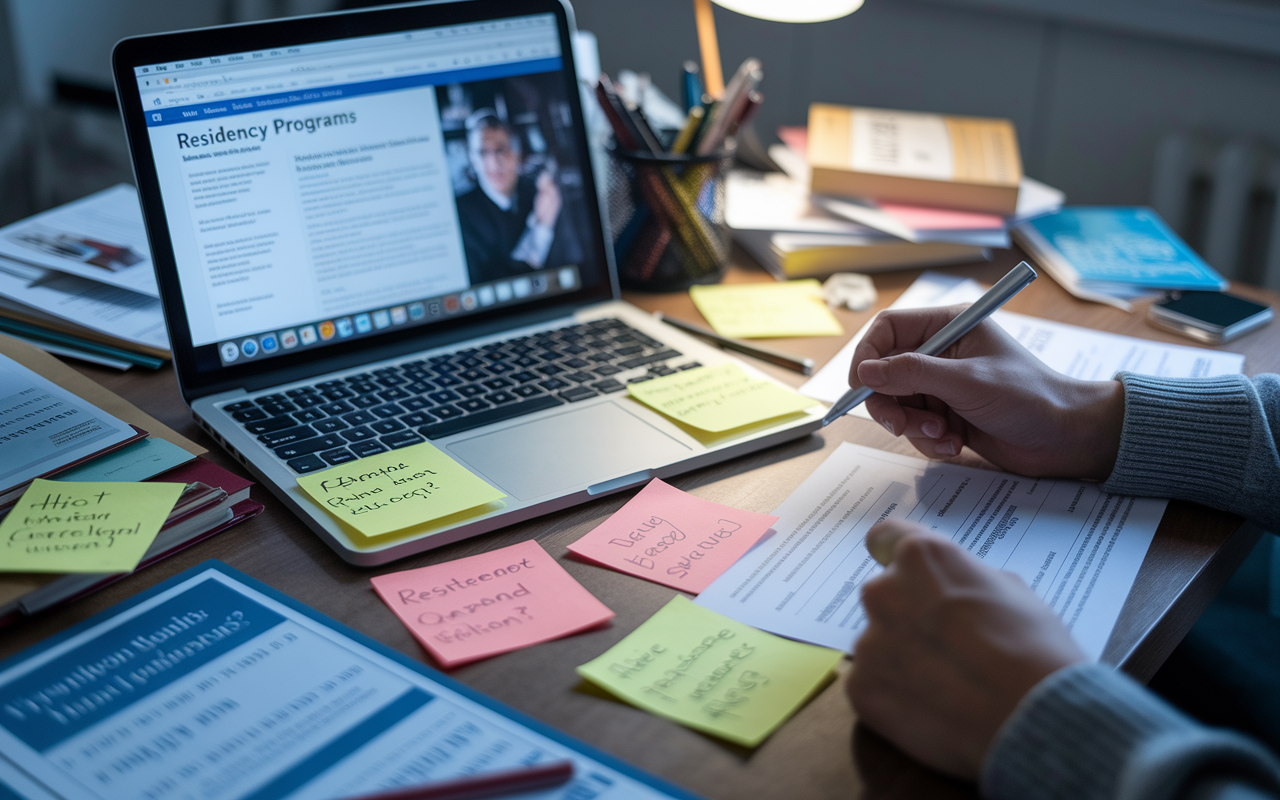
[1156, 291, 1271, 327]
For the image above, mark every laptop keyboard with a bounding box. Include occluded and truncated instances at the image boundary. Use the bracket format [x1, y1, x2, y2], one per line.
[219, 318, 701, 474]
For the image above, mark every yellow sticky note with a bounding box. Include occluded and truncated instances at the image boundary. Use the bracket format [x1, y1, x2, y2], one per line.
[296, 441, 505, 537]
[628, 363, 816, 432]
[576, 596, 842, 747]
[0, 479, 184, 573]
[690, 280, 843, 339]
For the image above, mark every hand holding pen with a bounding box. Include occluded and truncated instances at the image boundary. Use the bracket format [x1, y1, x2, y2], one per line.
[834, 262, 1126, 481]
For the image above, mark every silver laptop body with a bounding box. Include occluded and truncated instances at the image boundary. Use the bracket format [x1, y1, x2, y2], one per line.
[113, 0, 823, 565]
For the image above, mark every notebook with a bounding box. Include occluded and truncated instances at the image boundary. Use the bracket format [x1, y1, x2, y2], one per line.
[111, 0, 823, 565]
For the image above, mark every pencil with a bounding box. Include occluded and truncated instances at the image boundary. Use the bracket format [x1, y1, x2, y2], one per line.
[340, 760, 575, 800]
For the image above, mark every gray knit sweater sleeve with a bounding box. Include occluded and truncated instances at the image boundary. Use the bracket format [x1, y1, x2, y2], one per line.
[1101, 373, 1280, 529]
[982, 664, 1280, 800]
[982, 373, 1280, 800]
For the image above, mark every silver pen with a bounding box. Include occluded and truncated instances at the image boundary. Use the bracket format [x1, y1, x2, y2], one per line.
[820, 261, 1038, 427]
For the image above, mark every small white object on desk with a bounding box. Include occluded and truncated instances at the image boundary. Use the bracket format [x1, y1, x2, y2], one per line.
[822, 273, 877, 311]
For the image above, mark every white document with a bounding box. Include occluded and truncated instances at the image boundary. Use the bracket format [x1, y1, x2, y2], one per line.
[0, 354, 138, 494]
[0, 261, 169, 352]
[696, 443, 1167, 660]
[0, 564, 692, 800]
[1013, 176, 1066, 222]
[800, 273, 1246, 415]
[0, 185, 159, 298]
[725, 170, 893, 236]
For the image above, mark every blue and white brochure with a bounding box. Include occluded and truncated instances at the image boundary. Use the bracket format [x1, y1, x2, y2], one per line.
[0, 561, 701, 800]
[1014, 207, 1226, 310]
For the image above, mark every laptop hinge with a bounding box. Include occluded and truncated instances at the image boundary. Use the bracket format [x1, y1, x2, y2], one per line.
[185, 300, 598, 401]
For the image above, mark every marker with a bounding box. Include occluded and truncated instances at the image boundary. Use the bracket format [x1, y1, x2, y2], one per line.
[820, 262, 1038, 426]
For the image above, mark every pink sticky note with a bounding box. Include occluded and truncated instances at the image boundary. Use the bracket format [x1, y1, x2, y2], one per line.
[371, 540, 614, 668]
[567, 479, 778, 594]
[878, 202, 1005, 231]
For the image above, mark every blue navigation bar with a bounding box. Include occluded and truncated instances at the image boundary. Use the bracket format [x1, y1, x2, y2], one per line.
[144, 57, 562, 127]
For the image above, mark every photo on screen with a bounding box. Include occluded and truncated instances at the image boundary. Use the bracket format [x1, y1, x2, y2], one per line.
[435, 73, 589, 285]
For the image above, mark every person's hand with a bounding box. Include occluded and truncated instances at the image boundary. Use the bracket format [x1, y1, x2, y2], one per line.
[532, 170, 562, 228]
[847, 520, 1086, 780]
[849, 305, 1125, 480]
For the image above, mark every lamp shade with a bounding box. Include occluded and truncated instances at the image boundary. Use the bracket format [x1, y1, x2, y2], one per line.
[711, 0, 863, 23]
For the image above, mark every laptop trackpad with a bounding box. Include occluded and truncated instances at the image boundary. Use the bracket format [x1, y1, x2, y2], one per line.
[447, 401, 691, 501]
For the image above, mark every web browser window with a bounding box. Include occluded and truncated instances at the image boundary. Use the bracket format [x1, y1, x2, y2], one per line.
[134, 14, 596, 367]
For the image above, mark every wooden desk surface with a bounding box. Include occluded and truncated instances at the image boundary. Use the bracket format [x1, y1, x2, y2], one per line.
[3, 246, 1277, 800]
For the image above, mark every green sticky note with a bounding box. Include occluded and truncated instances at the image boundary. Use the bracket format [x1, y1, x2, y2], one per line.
[576, 596, 842, 747]
[690, 280, 843, 339]
[296, 441, 506, 537]
[628, 363, 817, 432]
[0, 479, 185, 573]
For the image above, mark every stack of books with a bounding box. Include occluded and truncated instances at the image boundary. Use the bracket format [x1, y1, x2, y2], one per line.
[0, 184, 170, 369]
[0, 333, 261, 625]
[727, 103, 1066, 279]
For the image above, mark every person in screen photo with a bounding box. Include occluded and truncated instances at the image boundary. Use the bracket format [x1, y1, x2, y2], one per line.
[455, 109, 581, 283]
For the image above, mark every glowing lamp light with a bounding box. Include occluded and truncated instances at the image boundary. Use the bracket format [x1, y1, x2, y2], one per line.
[694, 0, 863, 98]
[712, 0, 864, 24]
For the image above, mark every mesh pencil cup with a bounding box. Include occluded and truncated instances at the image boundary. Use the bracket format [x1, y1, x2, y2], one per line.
[604, 146, 734, 292]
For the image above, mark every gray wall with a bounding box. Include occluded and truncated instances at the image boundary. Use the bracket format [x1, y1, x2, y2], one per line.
[3, 0, 1280, 213]
[572, 0, 1280, 206]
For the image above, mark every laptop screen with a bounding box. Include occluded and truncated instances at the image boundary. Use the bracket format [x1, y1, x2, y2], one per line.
[124, 8, 609, 379]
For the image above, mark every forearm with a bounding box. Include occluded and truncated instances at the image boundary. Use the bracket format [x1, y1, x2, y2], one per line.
[1102, 374, 1280, 530]
[981, 664, 1280, 800]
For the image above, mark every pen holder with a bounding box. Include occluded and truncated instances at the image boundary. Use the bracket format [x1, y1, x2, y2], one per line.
[604, 145, 734, 292]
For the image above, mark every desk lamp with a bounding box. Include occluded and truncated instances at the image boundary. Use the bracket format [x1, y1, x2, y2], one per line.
[693, 0, 864, 98]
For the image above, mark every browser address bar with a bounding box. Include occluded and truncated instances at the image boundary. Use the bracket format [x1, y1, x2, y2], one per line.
[143, 31, 555, 94]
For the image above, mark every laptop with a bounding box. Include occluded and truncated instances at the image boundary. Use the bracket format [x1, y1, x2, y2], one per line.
[112, 0, 824, 566]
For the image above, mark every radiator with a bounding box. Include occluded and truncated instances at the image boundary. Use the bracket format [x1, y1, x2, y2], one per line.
[1150, 131, 1280, 291]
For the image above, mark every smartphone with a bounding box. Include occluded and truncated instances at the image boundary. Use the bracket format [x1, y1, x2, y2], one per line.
[1147, 290, 1273, 344]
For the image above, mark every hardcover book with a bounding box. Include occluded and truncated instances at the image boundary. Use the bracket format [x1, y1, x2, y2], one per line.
[806, 104, 1023, 215]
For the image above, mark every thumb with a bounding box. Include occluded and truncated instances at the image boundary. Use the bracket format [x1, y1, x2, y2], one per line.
[866, 519, 928, 566]
[857, 351, 983, 404]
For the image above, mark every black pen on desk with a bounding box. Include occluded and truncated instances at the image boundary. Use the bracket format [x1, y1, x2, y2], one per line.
[820, 261, 1038, 426]
[341, 760, 574, 800]
[654, 311, 815, 375]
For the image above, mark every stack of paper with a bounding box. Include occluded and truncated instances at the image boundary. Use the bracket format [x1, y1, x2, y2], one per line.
[0, 184, 169, 369]
[0, 333, 261, 625]
[725, 125, 1066, 279]
[726, 168, 992, 278]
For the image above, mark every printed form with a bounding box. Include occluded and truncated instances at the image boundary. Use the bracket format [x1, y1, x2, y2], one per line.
[696, 443, 1167, 661]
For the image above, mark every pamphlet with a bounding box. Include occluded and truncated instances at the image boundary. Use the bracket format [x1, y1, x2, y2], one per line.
[0, 561, 699, 799]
